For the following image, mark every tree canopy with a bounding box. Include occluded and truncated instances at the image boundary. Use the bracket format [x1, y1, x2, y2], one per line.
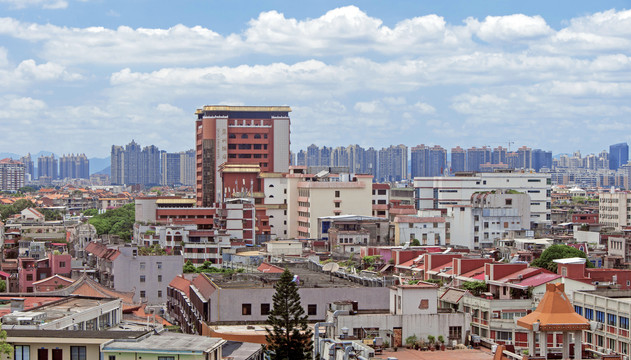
[265, 269, 313, 360]
[530, 244, 593, 272]
[0, 199, 36, 220]
[462, 280, 487, 296]
[88, 203, 135, 241]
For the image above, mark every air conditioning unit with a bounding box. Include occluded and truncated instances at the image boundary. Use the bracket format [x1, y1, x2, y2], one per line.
[597, 323, 604, 330]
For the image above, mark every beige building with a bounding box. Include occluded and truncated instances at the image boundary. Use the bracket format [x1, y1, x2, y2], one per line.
[599, 190, 631, 230]
[287, 167, 373, 239]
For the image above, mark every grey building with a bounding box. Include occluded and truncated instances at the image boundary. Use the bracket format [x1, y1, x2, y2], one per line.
[86, 243, 183, 305]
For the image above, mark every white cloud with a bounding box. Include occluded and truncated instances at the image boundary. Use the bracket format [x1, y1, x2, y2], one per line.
[0, 0, 67, 9]
[413, 102, 436, 114]
[467, 14, 552, 43]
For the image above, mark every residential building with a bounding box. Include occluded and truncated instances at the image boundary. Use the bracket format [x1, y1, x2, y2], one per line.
[331, 282, 470, 347]
[372, 183, 389, 218]
[160, 151, 181, 186]
[195, 105, 291, 207]
[378, 144, 407, 182]
[58, 153, 89, 179]
[466, 146, 491, 172]
[37, 154, 58, 180]
[179, 149, 196, 186]
[393, 215, 446, 246]
[167, 264, 390, 333]
[19, 153, 34, 182]
[110, 140, 161, 186]
[414, 171, 552, 226]
[451, 146, 466, 173]
[286, 167, 373, 239]
[85, 243, 183, 304]
[599, 190, 631, 230]
[411, 144, 447, 177]
[447, 190, 531, 250]
[318, 215, 390, 253]
[573, 289, 631, 356]
[0, 158, 25, 192]
[17, 252, 72, 292]
[610, 142, 629, 170]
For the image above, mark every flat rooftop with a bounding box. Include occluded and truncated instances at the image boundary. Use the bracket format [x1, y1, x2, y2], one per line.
[207, 265, 371, 289]
[104, 332, 224, 353]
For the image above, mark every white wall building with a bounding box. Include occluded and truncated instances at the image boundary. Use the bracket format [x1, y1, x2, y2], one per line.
[414, 171, 551, 226]
[599, 190, 631, 230]
[287, 167, 373, 239]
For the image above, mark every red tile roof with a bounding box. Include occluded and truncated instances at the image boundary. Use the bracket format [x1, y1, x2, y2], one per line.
[394, 216, 445, 223]
[257, 263, 284, 273]
[169, 275, 192, 298]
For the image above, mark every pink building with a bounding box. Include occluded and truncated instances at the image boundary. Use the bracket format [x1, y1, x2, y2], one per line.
[18, 252, 71, 292]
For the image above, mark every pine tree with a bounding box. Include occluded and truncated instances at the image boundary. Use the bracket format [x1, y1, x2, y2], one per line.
[265, 268, 313, 360]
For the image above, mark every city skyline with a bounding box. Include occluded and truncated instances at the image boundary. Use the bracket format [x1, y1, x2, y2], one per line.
[0, 1, 630, 157]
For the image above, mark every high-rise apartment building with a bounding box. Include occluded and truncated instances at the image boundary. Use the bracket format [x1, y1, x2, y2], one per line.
[610, 142, 629, 170]
[466, 146, 491, 172]
[195, 105, 291, 207]
[378, 144, 407, 182]
[451, 147, 466, 173]
[19, 154, 34, 182]
[37, 154, 58, 180]
[161, 152, 181, 186]
[531, 149, 552, 171]
[411, 145, 447, 178]
[111, 140, 161, 186]
[0, 158, 25, 191]
[491, 146, 507, 165]
[179, 150, 195, 186]
[59, 154, 89, 179]
[517, 146, 532, 169]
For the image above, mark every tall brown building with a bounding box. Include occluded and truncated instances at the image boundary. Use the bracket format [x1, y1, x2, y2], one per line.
[195, 105, 291, 207]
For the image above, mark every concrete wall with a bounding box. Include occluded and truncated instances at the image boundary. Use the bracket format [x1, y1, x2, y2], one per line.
[336, 312, 469, 343]
[8, 341, 102, 360]
[113, 247, 183, 304]
[209, 286, 389, 323]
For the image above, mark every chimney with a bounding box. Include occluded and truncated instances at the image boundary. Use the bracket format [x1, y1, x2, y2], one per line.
[11, 298, 25, 312]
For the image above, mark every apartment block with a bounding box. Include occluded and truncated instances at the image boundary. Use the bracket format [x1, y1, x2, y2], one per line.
[286, 167, 373, 239]
[599, 190, 631, 230]
[0, 158, 25, 191]
[414, 171, 551, 226]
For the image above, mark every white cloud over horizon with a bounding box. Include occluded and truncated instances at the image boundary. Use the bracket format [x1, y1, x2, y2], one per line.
[0, 5, 631, 156]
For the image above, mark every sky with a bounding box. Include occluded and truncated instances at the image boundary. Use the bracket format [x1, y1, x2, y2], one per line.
[1, 0, 631, 158]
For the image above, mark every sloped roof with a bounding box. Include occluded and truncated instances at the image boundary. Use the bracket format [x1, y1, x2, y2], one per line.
[440, 287, 468, 304]
[169, 275, 192, 298]
[32, 274, 74, 286]
[514, 273, 561, 288]
[47, 274, 138, 311]
[257, 262, 284, 273]
[516, 283, 590, 331]
[85, 242, 120, 261]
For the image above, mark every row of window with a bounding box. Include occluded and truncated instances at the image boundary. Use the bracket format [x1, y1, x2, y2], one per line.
[242, 303, 317, 316]
[140, 275, 163, 282]
[228, 133, 268, 139]
[15, 346, 88, 360]
[576, 306, 630, 329]
[140, 290, 162, 298]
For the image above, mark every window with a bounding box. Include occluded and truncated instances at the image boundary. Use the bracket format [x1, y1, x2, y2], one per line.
[574, 306, 583, 315]
[140, 262, 146, 270]
[14, 345, 29, 360]
[335, 202, 340, 208]
[26, 274, 33, 281]
[585, 308, 594, 320]
[157, 262, 162, 269]
[140, 290, 146, 298]
[140, 275, 146, 283]
[241, 134, 248, 139]
[596, 310, 605, 323]
[261, 303, 271, 315]
[242, 304, 252, 315]
[608, 313, 617, 326]
[335, 190, 340, 198]
[418, 299, 429, 310]
[505, 199, 512, 205]
[59, 261, 66, 267]
[449, 326, 462, 340]
[621, 316, 630, 330]
[71, 346, 86, 360]
[158, 357, 175, 360]
[158, 275, 162, 282]
[109, 356, 116, 360]
[308, 304, 317, 316]
[158, 290, 162, 298]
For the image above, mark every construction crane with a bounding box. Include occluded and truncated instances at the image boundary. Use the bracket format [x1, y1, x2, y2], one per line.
[508, 141, 514, 152]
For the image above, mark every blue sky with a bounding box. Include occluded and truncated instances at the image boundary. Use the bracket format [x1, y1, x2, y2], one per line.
[1, 0, 631, 157]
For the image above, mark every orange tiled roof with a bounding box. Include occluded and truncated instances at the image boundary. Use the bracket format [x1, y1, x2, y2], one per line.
[169, 275, 191, 298]
[257, 262, 284, 273]
[516, 283, 590, 331]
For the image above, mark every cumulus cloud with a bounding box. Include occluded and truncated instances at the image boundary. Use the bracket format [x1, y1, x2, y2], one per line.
[467, 14, 553, 43]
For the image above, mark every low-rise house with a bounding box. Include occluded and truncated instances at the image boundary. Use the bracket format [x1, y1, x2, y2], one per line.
[102, 332, 225, 360]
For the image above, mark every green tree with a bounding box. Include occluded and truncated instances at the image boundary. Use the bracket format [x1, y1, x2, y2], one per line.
[530, 244, 594, 272]
[88, 203, 135, 241]
[40, 208, 62, 221]
[462, 280, 487, 296]
[265, 269, 313, 360]
[0, 324, 11, 357]
[0, 280, 5, 292]
[83, 209, 99, 216]
[183, 260, 196, 273]
[410, 238, 421, 246]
